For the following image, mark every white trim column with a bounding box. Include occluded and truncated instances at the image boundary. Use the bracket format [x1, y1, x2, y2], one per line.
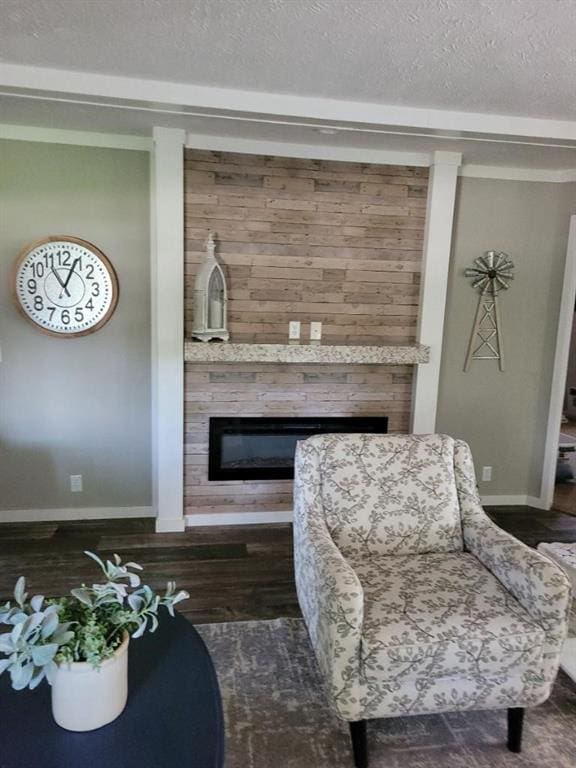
[540, 216, 576, 509]
[151, 127, 186, 532]
[412, 151, 462, 433]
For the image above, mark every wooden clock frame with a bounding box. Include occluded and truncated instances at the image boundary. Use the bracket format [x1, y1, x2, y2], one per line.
[11, 235, 120, 338]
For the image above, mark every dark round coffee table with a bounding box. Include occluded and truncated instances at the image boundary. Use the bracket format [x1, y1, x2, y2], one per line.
[0, 612, 224, 768]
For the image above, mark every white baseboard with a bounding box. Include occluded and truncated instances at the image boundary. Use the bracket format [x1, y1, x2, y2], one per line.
[185, 496, 550, 527]
[185, 510, 293, 527]
[0, 506, 154, 523]
[480, 495, 529, 506]
[526, 495, 549, 510]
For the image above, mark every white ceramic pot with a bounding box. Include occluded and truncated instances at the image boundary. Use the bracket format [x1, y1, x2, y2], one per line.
[51, 632, 129, 732]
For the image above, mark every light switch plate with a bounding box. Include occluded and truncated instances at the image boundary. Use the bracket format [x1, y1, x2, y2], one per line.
[310, 321, 322, 342]
[288, 321, 301, 341]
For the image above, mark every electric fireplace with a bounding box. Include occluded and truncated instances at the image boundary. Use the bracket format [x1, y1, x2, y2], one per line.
[208, 416, 388, 481]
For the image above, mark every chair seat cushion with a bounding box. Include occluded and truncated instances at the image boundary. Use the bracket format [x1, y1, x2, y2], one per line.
[351, 552, 546, 683]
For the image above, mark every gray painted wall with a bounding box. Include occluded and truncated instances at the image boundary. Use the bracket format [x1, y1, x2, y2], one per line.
[0, 140, 151, 512]
[437, 177, 576, 497]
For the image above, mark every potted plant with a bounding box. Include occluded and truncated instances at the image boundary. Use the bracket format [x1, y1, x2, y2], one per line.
[0, 551, 189, 732]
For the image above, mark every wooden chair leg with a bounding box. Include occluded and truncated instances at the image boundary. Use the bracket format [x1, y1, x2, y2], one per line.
[507, 707, 524, 753]
[349, 720, 368, 768]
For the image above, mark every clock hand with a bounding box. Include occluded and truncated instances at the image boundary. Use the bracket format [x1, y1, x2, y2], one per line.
[59, 258, 80, 299]
[51, 266, 71, 298]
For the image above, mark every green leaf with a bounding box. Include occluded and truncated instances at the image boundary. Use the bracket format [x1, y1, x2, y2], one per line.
[131, 618, 147, 639]
[40, 611, 59, 640]
[29, 667, 47, 690]
[71, 588, 93, 607]
[10, 622, 23, 644]
[31, 643, 58, 666]
[30, 595, 44, 612]
[6, 611, 27, 626]
[84, 550, 105, 569]
[13, 577, 26, 608]
[0, 658, 11, 676]
[0, 602, 13, 623]
[0, 636, 14, 653]
[11, 662, 34, 691]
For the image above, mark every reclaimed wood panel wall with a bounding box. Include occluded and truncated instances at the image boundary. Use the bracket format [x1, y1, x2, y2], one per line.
[184, 150, 428, 344]
[183, 150, 429, 519]
[185, 363, 413, 517]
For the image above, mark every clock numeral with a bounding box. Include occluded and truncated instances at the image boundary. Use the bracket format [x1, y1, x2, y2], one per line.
[32, 262, 45, 278]
[61, 309, 70, 325]
[91, 282, 100, 297]
[27, 278, 37, 295]
[58, 250, 71, 267]
[85, 299, 94, 312]
[86, 264, 95, 280]
[47, 306, 56, 321]
[74, 308, 84, 322]
[34, 296, 44, 311]
[42, 253, 54, 269]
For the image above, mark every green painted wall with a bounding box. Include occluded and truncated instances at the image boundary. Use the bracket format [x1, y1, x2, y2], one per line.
[0, 140, 151, 512]
[437, 177, 576, 498]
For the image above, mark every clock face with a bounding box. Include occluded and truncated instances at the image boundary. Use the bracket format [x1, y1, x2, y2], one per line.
[13, 237, 119, 337]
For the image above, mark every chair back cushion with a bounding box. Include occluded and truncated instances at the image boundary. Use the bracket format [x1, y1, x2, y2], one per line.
[305, 433, 463, 557]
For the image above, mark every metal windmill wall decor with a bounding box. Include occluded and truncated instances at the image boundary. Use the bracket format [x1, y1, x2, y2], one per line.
[463, 250, 514, 372]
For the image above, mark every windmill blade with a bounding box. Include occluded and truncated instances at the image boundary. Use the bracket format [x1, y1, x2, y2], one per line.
[472, 276, 490, 291]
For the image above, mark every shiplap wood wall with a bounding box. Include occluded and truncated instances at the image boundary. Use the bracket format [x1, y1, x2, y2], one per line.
[183, 150, 429, 519]
[184, 363, 413, 517]
[184, 150, 428, 344]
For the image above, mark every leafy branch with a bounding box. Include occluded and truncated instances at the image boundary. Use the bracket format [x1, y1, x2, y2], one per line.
[0, 551, 189, 690]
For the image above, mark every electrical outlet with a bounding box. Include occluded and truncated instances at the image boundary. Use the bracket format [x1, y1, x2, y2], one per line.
[310, 321, 322, 342]
[288, 320, 301, 342]
[70, 474, 83, 493]
[481, 466, 492, 482]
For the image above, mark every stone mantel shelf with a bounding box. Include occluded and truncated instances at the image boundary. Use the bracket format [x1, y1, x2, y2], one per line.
[184, 341, 430, 365]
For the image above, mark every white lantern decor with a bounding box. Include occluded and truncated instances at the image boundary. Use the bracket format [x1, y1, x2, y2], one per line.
[191, 232, 229, 342]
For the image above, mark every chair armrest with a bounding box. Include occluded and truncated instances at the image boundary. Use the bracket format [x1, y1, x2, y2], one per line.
[454, 440, 572, 680]
[293, 440, 364, 718]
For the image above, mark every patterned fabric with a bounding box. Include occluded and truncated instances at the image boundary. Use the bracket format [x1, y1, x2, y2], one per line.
[293, 434, 572, 723]
[537, 542, 576, 589]
[305, 433, 463, 558]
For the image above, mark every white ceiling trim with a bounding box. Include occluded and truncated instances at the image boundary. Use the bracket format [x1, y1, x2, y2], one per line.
[459, 165, 576, 183]
[0, 123, 151, 150]
[186, 135, 576, 183]
[2, 123, 575, 182]
[4, 62, 576, 143]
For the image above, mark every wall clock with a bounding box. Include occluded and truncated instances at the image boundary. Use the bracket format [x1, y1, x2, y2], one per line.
[12, 235, 119, 337]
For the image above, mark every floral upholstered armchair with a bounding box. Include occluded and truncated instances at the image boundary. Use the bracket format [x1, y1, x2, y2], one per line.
[293, 434, 572, 768]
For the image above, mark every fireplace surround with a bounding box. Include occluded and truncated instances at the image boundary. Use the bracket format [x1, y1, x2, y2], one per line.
[208, 416, 389, 481]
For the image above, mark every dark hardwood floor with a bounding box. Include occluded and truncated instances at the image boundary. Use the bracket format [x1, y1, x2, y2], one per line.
[0, 506, 574, 624]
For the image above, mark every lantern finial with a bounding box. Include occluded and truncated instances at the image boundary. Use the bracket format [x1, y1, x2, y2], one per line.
[206, 231, 216, 259]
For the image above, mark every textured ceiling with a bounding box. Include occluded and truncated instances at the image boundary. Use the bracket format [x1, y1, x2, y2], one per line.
[1, 0, 576, 120]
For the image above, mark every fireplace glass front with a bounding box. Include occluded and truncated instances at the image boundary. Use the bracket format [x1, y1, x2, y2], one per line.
[208, 416, 388, 481]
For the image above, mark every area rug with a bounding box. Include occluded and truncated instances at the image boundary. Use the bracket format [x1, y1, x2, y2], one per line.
[197, 618, 576, 768]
